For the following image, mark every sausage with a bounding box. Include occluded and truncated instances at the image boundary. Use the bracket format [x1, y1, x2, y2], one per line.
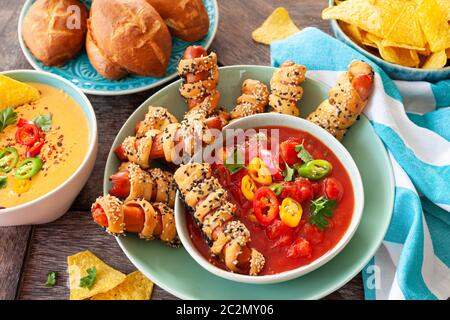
[91, 195, 178, 245]
[306, 60, 374, 140]
[179, 46, 220, 111]
[114, 116, 223, 162]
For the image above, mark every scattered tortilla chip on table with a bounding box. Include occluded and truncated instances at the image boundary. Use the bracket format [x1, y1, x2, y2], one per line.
[91, 271, 154, 300]
[0, 75, 40, 109]
[423, 50, 448, 69]
[67, 251, 126, 300]
[252, 7, 300, 45]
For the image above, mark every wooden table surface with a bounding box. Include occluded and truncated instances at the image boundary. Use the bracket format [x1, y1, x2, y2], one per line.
[0, 0, 364, 300]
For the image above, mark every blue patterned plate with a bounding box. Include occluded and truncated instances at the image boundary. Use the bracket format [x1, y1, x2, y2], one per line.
[18, 0, 218, 96]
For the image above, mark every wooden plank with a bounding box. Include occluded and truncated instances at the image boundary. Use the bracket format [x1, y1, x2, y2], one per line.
[1, 0, 364, 300]
[17, 210, 177, 300]
[0, 226, 31, 300]
[0, 0, 33, 301]
[212, 0, 330, 66]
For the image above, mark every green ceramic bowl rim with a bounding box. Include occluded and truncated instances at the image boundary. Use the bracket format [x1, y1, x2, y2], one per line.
[106, 65, 395, 299]
[327, 0, 450, 72]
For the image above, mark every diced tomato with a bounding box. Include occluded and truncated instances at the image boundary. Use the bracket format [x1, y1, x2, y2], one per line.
[271, 232, 296, 249]
[253, 187, 279, 226]
[311, 182, 322, 197]
[211, 163, 231, 187]
[303, 223, 324, 245]
[286, 238, 312, 259]
[294, 178, 314, 203]
[324, 177, 344, 202]
[266, 219, 292, 240]
[279, 138, 301, 166]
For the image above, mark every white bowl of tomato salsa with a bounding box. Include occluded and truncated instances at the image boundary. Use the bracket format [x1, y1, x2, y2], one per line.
[175, 113, 364, 284]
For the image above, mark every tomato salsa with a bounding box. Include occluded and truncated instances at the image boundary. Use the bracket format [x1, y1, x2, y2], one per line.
[186, 126, 355, 275]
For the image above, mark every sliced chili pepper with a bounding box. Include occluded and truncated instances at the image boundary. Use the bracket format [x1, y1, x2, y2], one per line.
[15, 123, 39, 146]
[253, 187, 279, 226]
[280, 197, 303, 228]
[248, 157, 272, 185]
[17, 118, 34, 127]
[15, 157, 43, 180]
[297, 159, 333, 180]
[241, 175, 257, 201]
[26, 132, 45, 158]
[0, 147, 19, 173]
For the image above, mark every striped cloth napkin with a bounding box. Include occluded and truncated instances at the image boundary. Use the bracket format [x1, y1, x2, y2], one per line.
[270, 27, 450, 300]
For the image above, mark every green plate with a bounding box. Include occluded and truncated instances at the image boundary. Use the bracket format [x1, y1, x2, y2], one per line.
[104, 66, 394, 299]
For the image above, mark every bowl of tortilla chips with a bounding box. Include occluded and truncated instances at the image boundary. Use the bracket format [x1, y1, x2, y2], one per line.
[324, 0, 450, 82]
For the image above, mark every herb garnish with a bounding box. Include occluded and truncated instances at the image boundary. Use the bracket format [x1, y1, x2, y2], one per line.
[0, 107, 18, 132]
[45, 271, 57, 287]
[79, 267, 97, 289]
[282, 161, 295, 182]
[33, 114, 52, 132]
[224, 148, 245, 174]
[269, 183, 283, 196]
[295, 140, 313, 163]
[310, 197, 336, 230]
[0, 176, 7, 189]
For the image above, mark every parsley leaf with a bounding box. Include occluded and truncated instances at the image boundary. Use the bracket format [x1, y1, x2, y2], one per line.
[0, 176, 7, 189]
[282, 162, 295, 182]
[295, 140, 313, 163]
[45, 271, 57, 287]
[310, 197, 336, 230]
[79, 267, 97, 289]
[269, 183, 283, 196]
[0, 107, 18, 132]
[223, 148, 245, 174]
[33, 114, 52, 132]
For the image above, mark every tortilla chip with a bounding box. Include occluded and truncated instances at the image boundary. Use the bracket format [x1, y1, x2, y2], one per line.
[422, 50, 448, 69]
[68, 251, 126, 300]
[378, 44, 420, 67]
[416, 0, 450, 52]
[385, 2, 427, 48]
[340, 21, 364, 45]
[252, 7, 300, 45]
[323, 0, 403, 37]
[91, 271, 154, 300]
[436, 0, 450, 21]
[0, 75, 40, 109]
[381, 39, 426, 52]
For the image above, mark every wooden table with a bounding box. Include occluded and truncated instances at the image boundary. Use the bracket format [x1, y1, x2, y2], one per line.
[0, 0, 364, 300]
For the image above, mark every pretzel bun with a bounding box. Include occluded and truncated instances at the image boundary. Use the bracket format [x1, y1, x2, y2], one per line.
[85, 29, 128, 80]
[89, 0, 172, 77]
[146, 0, 209, 42]
[22, 0, 87, 66]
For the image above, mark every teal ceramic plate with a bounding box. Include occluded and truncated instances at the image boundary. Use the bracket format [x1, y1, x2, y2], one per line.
[18, 0, 218, 96]
[104, 66, 395, 299]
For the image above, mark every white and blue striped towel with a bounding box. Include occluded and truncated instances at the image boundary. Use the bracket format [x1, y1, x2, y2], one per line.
[271, 27, 450, 300]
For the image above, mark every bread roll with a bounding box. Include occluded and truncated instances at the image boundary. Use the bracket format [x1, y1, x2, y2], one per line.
[146, 0, 209, 42]
[86, 29, 128, 80]
[22, 0, 87, 66]
[89, 0, 172, 77]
